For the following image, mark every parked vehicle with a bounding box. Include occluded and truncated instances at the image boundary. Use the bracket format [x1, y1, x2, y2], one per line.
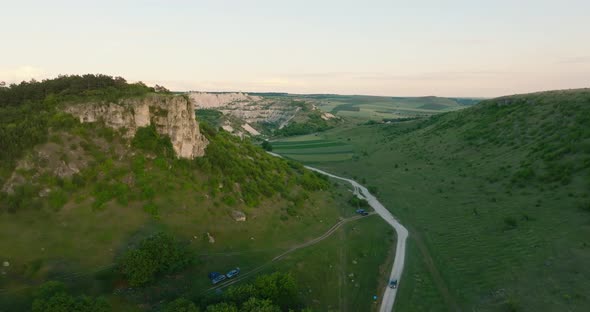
[226, 267, 240, 278]
[389, 279, 398, 289]
[356, 209, 369, 216]
[208, 272, 221, 280]
[212, 274, 227, 285]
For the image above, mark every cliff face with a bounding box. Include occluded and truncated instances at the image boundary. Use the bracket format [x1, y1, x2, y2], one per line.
[65, 94, 208, 158]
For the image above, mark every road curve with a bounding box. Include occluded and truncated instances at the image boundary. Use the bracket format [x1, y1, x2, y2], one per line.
[304, 166, 409, 312]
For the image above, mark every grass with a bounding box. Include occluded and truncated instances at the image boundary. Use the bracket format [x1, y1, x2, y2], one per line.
[272, 137, 354, 163]
[276, 89, 590, 311]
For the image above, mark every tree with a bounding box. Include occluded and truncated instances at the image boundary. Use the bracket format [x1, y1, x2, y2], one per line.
[240, 297, 281, 312]
[154, 84, 171, 93]
[165, 298, 200, 312]
[254, 272, 298, 309]
[120, 249, 158, 286]
[261, 140, 272, 151]
[205, 302, 238, 312]
[224, 284, 258, 305]
[119, 232, 193, 286]
[32, 281, 110, 312]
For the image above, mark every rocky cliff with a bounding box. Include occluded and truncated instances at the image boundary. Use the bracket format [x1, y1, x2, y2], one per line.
[65, 94, 208, 158]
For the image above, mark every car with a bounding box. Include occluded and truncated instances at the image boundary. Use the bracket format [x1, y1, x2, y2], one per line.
[208, 272, 221, 280]
[356, 209, 369, 216]
[389, 279, 398, 289]
[226, 267, 240, 278]
[211, 274, 227, 285]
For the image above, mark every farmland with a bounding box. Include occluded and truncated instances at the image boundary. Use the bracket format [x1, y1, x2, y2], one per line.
[271, 135, 354, 163]
[298, 94, 479, 121]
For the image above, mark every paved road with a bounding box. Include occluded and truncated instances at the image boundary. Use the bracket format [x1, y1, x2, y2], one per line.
[305, 166, 409, 312]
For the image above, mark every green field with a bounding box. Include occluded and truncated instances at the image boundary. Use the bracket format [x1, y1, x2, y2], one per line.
[298, 94, 479, 121]
[272, 137, 354, 163]
[274, 90, 590, 311]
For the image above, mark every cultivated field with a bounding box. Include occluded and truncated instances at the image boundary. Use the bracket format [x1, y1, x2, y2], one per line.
[272, 136, 354, 163]
[299, 94, 479, 121]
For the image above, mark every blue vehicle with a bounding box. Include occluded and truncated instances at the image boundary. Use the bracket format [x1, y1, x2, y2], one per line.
[208, 272, 221, 280]
[356, 209, 369, 216]
[389, 279, 398, 289]
[226, 267, 240, 278]
[211, 274, 227, 285]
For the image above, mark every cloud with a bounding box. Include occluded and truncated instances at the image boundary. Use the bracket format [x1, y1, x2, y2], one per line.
[0, 66, 48, 83]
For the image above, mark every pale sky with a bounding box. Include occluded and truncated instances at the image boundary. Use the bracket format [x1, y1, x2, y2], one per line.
[1, 0, 589, 97]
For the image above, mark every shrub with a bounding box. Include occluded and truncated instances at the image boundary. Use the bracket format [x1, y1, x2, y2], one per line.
[504, 216, 518, 229]
[32, 281, 110, 312]
[165, 298, 199, 312]
[132, 124, 175, 157]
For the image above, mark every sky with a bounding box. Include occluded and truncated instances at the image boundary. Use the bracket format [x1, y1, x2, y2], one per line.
[1, 0, 589, 97]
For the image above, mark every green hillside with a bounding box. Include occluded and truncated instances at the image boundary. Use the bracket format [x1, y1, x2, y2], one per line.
[0, 76, 393, 311]
[285, 89, 590, 311]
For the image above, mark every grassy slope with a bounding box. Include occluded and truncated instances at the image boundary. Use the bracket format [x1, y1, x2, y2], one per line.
[0, 106, 393, 311]
[294, 89, 590, 311]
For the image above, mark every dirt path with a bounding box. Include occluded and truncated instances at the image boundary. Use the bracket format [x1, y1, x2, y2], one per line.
[205, 213, 373, 293]
[304, 166, 409, 312]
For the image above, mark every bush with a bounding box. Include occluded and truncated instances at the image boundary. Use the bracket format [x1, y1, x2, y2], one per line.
[32, 281, 110, 312]
[261, 140, 273, 151]
[165, 298, 200, 312]
[132, 124, 175, 157]
[504, 216, 518, 229]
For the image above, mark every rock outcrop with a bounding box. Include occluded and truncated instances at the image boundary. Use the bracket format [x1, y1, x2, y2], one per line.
[189, 92, 262, 109]
[65, 94, 208, 159]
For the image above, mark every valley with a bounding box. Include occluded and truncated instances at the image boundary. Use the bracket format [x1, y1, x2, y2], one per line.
[1, 76, 588, 312]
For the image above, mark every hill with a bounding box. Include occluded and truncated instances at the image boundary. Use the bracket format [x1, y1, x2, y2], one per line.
[0, 76, 393, 311]
[276, 89, 590, 311]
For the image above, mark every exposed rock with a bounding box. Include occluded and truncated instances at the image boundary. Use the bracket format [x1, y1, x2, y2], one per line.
[189, 92, 262, 108]
[241, 123, 260, 136]
[65, 94, 208, 159]
[206, 232, 215, 244]
[189, 92, 299, 130]
[231, 210, 247, 222]
[321, 112, 337, 120]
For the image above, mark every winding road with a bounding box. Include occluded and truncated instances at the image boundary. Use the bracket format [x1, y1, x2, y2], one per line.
[304, 166, 409, 312]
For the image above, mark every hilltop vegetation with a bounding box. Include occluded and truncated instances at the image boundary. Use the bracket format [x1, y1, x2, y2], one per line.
[0, 75, 154, 181]
[279, 89, 590, 311]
